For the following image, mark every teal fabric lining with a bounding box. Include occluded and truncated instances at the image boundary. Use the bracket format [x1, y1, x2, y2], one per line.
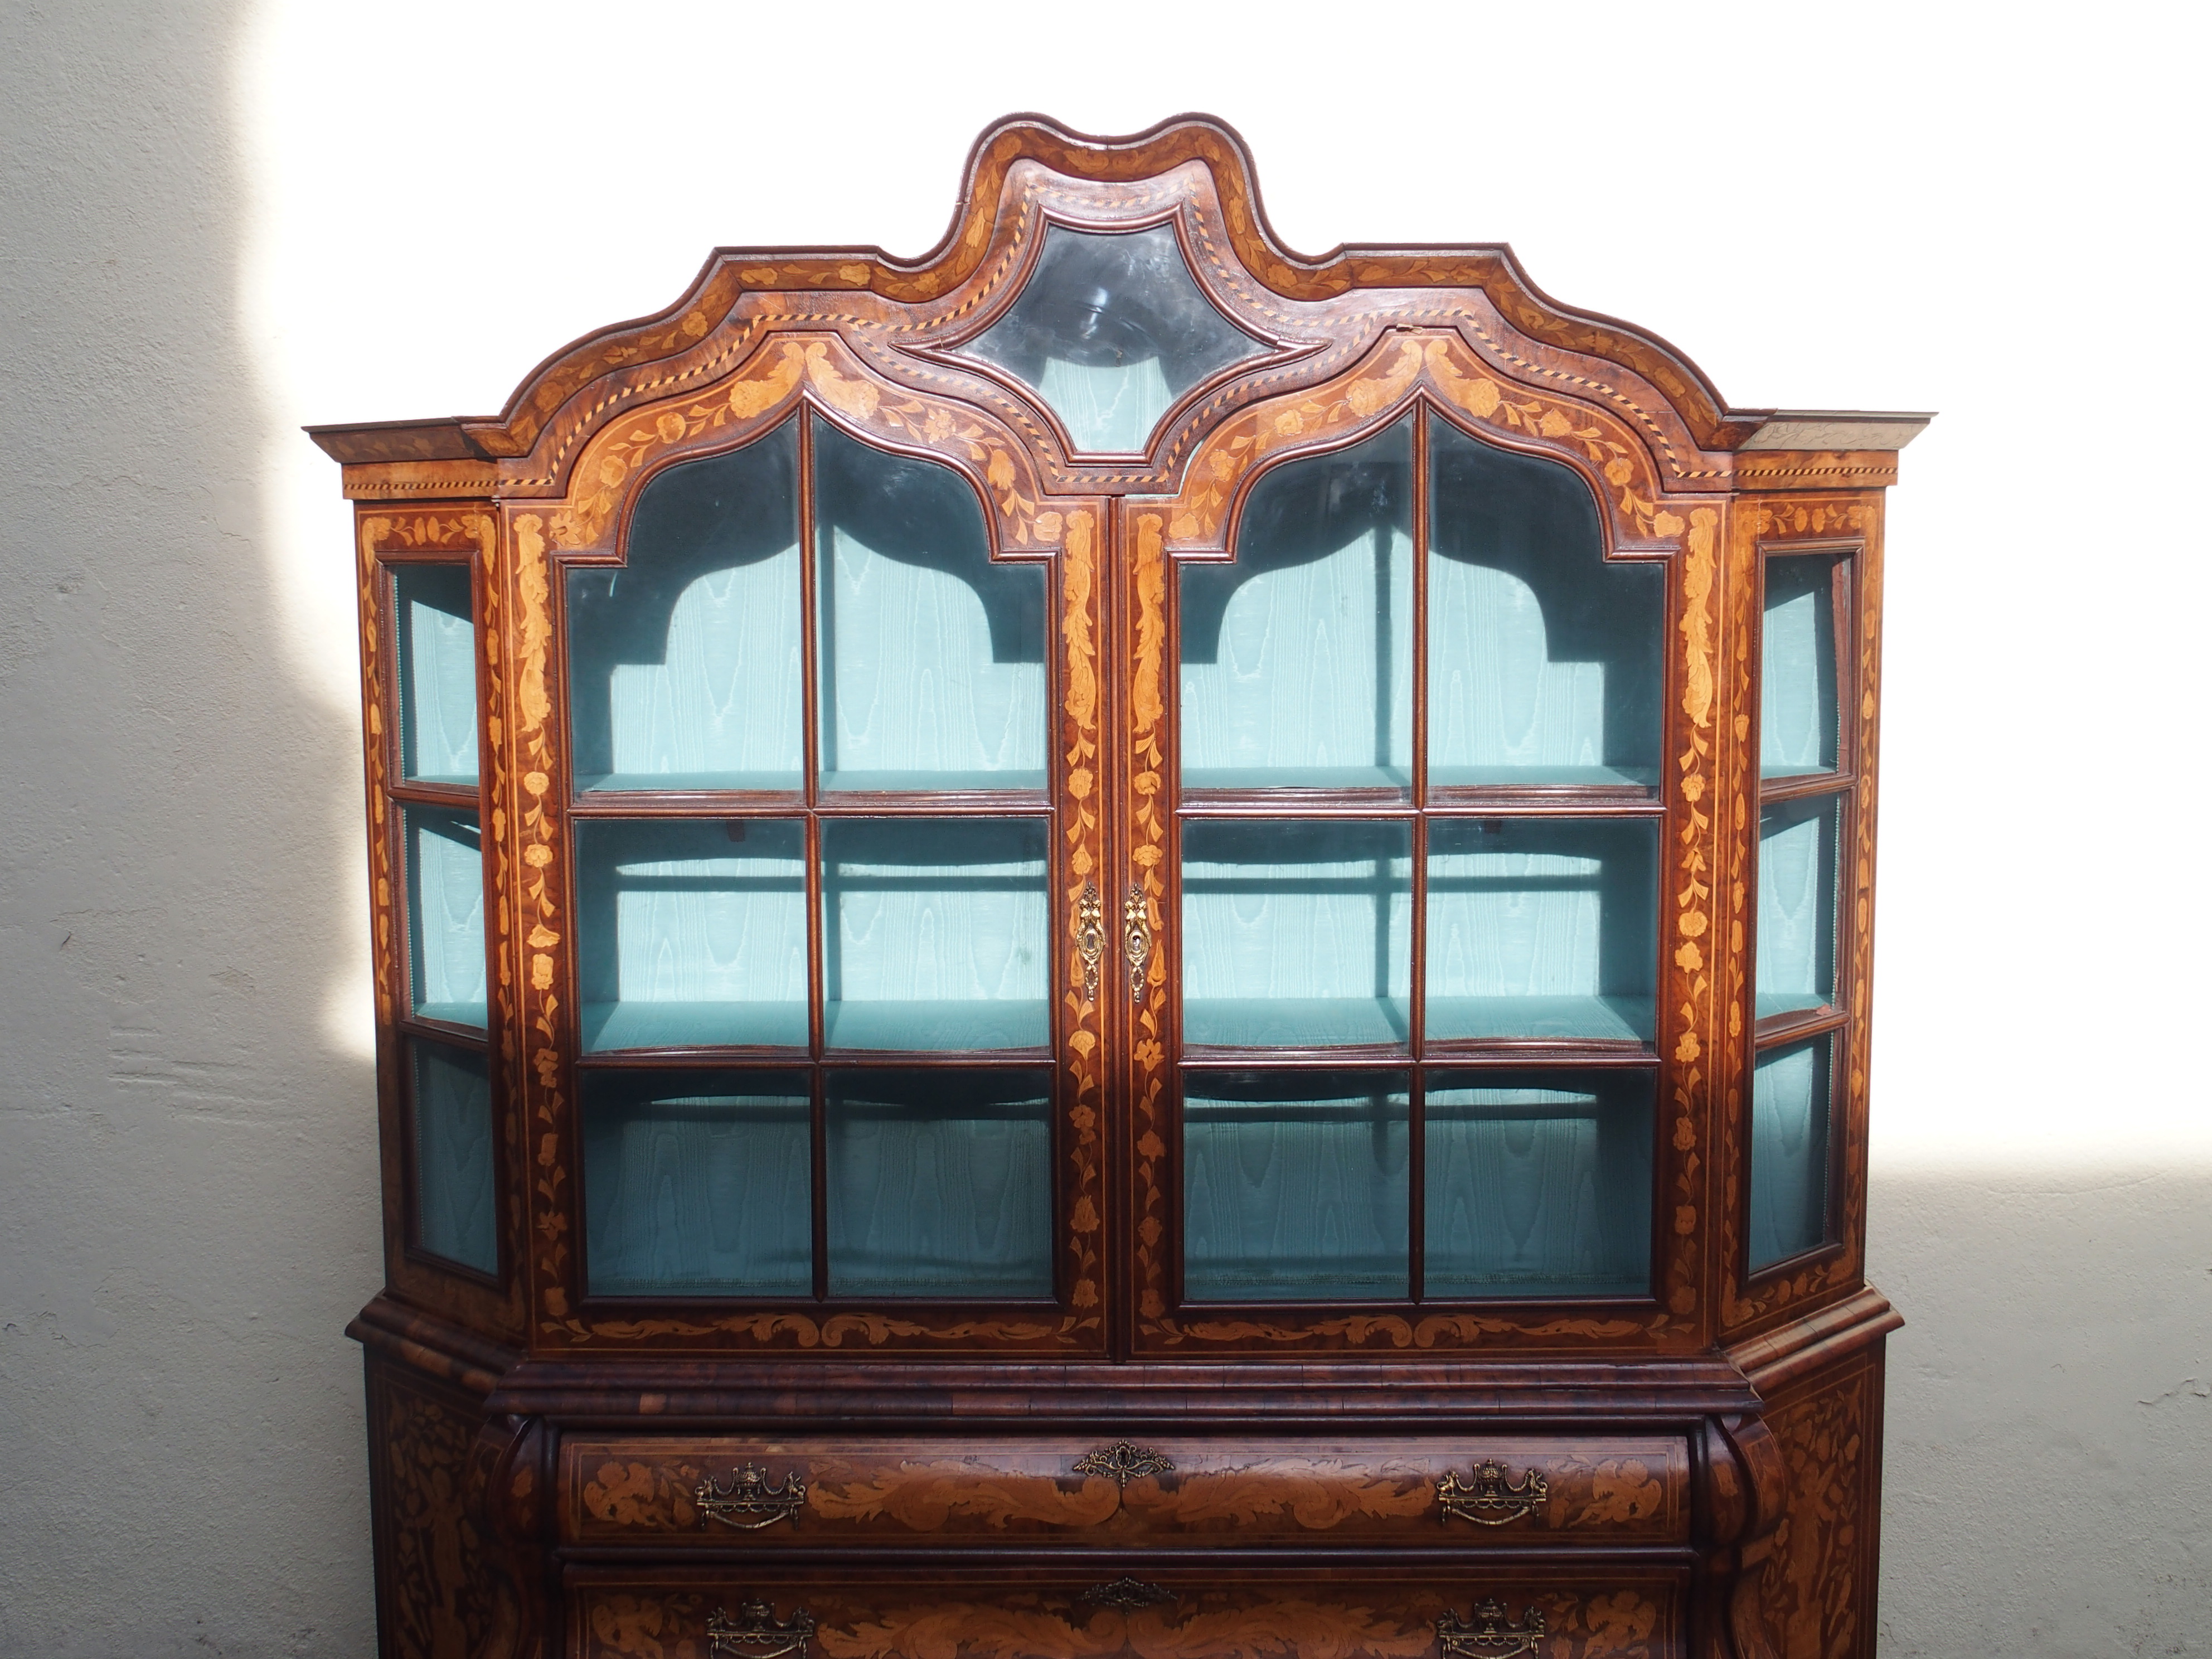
[1180, 821, 1411, 1049]
[821, 818, 1050, 1054]
[1424, 1080, 1651, 1297]
[405, 807, 486, 1030]
[575, 821, 807, 1054]
[1036, 356, 1173, 453]
[826, 1071, 1052, 1297]
[603, 546, 804, 788]
[1183, 1078, 1410, 1301]
[1757, 802, 1837, 1013]
[396, 565, 477, 785]
[582, 1080, 812, 1296]
[412, 1039, 496, 1273]
[1760, 557, 1838, 778]
[1749, 1038, 1830, 1270]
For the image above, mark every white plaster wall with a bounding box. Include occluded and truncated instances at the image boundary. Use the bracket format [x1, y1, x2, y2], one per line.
[1, 3, 2204, 1653]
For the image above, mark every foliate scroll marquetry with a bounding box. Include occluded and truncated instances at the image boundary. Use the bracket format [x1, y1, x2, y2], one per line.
[370, 1367, 497, 1659]
[1154, 332, 1686, 556]
[544, 334, 1056, 556]
[1056, 506, 1108, 1337]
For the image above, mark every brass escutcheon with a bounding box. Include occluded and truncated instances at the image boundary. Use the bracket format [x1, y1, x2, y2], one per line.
[1071, 1439, 1175, 1489]
[1122, 882, 1152, 1001]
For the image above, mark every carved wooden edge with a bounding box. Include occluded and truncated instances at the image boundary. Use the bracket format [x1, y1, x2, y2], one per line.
[307, 116, 1929, 500]
[1716, 494, 1885, 1340]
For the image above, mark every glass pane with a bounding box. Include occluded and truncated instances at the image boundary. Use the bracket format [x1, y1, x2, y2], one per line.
[1180, 418, 1414, 790]
[1757, 797, 1840, 1020]
[1428, 420, 1663, 788]
[957, 224, 1267, 453]
[567, 421, 803, 793]
[410, 1039, 496, 1274]
[575, 819, 808, 1052]
[1183, 1069, 1410, 1302]
[814, 417, 1046, 792]
[821, 817, 1049, 1052]
[1425, 819, 1658, 1042]
[395, 565, 478, 785]
[404, 806, 486, 1029]
[1181, 819, 1411, 1049]
[1424, 1071, 1652, 1298]
[580, 1069, 812, 1296]
[1762, 557, 1840, 778]
[826, 1068, 1051, 1297]
[1749, 1036, 1833, 1270]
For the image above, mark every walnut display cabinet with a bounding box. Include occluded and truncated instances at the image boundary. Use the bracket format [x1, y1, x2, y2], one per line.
[312, 115, 1927, 1659]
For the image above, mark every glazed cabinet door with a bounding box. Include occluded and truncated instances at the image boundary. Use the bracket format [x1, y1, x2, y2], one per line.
[1122, 404, 1694, 1351]
[515, 409, 1109, 1352]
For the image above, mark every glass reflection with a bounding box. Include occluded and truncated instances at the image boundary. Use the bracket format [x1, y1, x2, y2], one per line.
[958, 224, 1267, 453]
[1424, 1071, 1652, 1298]
[813, 418, 1046, 792]
[574, 819, 809, 1052]
[395, 565, 477, 785]
[411, 1038, 496, 1274]
[1181, 419, 1414, 791]
[1180, 819, 1411, 1049]
[826, 1069, 1052, 1298]
[1762, 556, 1841, 778]
[1749, 1036, 1832, 1270]
[1757, 797, 1840, 1020]
[1183, 1069, 1410, 1302]
[1428, 421, 1662, 788]
[405, 806, 486, 1029]
[820, 817, 1049, 1052]
[1425, 818, 1658, 1042]
[568, 422, 804, 794]
[582, 1070, 813, 1297]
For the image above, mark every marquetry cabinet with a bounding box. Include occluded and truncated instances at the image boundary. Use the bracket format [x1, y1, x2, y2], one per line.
[313, 116, 1927, 1659]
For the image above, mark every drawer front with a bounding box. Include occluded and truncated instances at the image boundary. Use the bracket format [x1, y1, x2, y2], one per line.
[561, 1434, 1690, 1550]
[572, 1569, 1685, 1659]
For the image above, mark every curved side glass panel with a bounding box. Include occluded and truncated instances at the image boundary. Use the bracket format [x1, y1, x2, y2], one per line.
[826, 1068, 1052, 1298]
[1181, 418, 1414, 792]
[1425, 818, 1658, 1042]
[404, 806, 486, 1029]
[1183, 1069, 1410, 1302]
[1428, 421, 1663, 788]
[821, 816, 1049, 1052]
[1749, 1035, 1833, 1270]
[958, 223, 1267, 453]
[395, 565, 478, 785]
[575, 819, 808, 1053]
[567, 421, 804, 794]
[1181, 819, 1412, 1049]
[409, 1038, 496, 1274]
[1757, 796, 1840, 1020]
[813, 418, 1046, 793]
[1762, 556, 1841, 778]
[1424, 1071, 1652, 1298]
[581, 1069, 813, 1297]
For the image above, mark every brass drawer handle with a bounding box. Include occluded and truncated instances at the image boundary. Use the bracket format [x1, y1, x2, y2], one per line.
[1076, 879, 1105, 1004]
[1072, 1439, 1175, 1489]
[1123, 882, 1152, 1001]
[1437, 1459, 1549, 1526]
[1438, 1597, 1545, 1659]
[696, 1464, 806, 1530]
[1079, 1577, 1176, 1613]
[707, 1599, 816, 1659]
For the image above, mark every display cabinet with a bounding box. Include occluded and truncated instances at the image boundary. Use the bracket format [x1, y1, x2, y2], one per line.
[313, 115, 1927, 1659]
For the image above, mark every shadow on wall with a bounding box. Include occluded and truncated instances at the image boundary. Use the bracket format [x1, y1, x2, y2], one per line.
[1868, 1161, 2212, 1658]
[0, 1, 381, 1652]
